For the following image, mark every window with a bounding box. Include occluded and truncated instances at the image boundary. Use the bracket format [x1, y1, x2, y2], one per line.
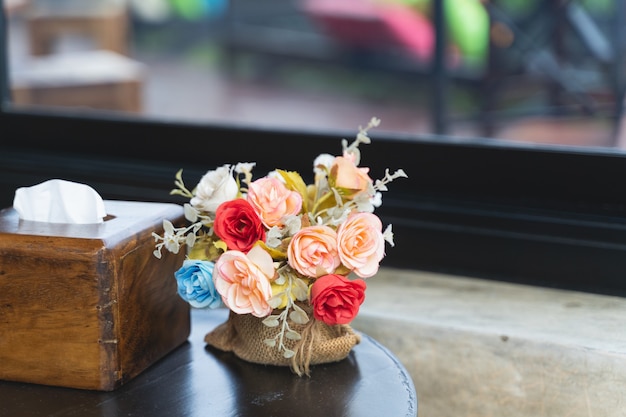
[5, 0, 625, 144]
[2, 0, 626, 296]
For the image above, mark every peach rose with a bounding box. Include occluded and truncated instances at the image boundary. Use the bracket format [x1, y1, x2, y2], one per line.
[336, 212, 385, 278]
[287, 225, 340, 278]
[330, 154, 372, 199]
[247, 177, 303, 227]
[214, 246, 275, 317]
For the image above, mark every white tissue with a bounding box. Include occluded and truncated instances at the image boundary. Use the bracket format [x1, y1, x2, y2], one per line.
[13, 179, 107, 224]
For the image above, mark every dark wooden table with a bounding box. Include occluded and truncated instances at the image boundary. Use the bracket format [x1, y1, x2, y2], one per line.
[0, 308, 417, 417]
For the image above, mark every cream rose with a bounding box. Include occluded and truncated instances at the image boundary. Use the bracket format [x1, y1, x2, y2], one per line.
[287, 225, 340, 278]
[247, 177, 302, 227]
[336, 212, 385, 278]
[190, 165, 238, 213]
[214, 245, 275, 317]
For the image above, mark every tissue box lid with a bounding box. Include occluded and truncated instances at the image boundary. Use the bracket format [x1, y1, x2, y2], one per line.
[0, 199, 178, 242]
[0, 200, 183, 268]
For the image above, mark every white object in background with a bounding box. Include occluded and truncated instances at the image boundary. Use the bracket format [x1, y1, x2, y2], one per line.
[13, 179, 107, 224]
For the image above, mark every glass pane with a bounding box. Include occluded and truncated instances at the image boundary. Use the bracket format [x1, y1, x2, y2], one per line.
[4, 0, 626, 148]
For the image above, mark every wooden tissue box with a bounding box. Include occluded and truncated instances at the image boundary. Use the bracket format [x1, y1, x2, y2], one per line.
[0, 200, 189, 391]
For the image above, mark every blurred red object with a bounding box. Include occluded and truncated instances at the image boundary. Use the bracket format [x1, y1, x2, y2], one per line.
[302, 0, 434, 60]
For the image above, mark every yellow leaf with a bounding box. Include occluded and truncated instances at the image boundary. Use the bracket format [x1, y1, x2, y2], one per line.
[306, 184, 317, 208]
[277, 169, 308, 212]
[187, 243, 208, 260]
[334, 264, 352, 276]
[256, 241, 287, 261]
[213, 240, 228, 253]
[311, 191, 336, 215]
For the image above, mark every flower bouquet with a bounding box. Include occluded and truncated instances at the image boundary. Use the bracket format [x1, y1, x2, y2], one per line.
[153, 118, 406, 375]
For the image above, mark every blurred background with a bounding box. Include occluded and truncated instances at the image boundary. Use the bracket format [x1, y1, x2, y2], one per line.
[4, 0, 626, 148]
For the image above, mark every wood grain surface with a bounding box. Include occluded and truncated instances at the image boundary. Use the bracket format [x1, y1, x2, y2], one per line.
[0, 201, 189, 390]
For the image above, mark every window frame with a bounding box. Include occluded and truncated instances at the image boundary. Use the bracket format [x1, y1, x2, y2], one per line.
[3, 1, 626, 296]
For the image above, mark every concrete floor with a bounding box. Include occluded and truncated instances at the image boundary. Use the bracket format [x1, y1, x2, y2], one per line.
[355, 266, 626, 417]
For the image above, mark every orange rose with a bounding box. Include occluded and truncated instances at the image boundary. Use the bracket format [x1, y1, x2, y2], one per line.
[310, 274, 366, 325]
[247, 177, 302, 227]
[329, 154, 372, 199]
[287, 225, 340, 278]
[337, 212, 385, 278]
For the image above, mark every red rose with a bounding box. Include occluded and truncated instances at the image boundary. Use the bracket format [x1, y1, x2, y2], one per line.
[310, 274, 366, 325]
[213, 199, 266, 253]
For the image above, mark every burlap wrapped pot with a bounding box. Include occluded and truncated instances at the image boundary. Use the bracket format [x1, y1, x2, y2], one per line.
[204, 304, 361, 376]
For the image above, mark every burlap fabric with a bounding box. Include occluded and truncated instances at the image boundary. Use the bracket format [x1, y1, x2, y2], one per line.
[205, 305, 361, 376]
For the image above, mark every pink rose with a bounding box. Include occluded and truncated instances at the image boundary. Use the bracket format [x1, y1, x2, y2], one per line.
[330, 154, 372, 199]
[247, 177, 303, 227]
[213, 199, 266, 253]
[287, 225, 340, 278]
[214, 246, 275, 317]
[310, 274, 366, 325]
[337, 212, 385, 278]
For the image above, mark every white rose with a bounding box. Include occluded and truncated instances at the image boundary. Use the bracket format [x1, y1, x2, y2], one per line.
[190, 165, 238, 213]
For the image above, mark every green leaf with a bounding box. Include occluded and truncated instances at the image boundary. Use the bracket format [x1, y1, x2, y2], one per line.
[293, 278, 309, 301]
[268, 294, 285, 309]
[290, 309, 309, 325]
[262, 315, 280, 327]
[286, 330, 302, 341]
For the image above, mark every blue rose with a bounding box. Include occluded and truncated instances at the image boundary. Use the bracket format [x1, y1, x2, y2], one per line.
[174, 259, 223, 309]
